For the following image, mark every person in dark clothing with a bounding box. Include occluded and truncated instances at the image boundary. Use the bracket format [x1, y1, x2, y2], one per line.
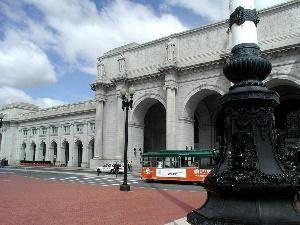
[97, 168, 100, 176]
[114, 163, 119, 177]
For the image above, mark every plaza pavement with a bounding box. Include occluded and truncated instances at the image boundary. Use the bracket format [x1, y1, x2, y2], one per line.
[0, 171, 206, 225]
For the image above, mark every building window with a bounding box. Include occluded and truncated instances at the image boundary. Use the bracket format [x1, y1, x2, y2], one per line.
[90, 123, 95, 132]
[41, 127, 47, 135]
[76, 124, 83, 133]
[23, 130, 28, 136]
[51, 126, 58, 135]
[64, 125, 70, 134]
[32, 128, 37, 135]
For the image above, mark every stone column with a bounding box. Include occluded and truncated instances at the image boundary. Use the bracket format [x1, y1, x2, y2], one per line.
[45, 144, 51, 161]
[164, 72, 178, 150]
[94, 100, 104, 159]
[35, 145, 42, 161]
[177, 118, 194, 150]
[60, 142, 65, 165]
[81, 143, 88, 168]
[116, 94, 125, 159]
[67, 124, 74, 167]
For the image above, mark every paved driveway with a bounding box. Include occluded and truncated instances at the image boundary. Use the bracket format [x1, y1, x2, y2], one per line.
[0, 174, 206, 225]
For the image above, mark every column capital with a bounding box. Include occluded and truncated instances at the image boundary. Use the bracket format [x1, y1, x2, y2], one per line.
[164, 81, 178, 91]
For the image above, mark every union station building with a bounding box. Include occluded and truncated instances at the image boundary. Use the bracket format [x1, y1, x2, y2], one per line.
[0, 1, 299, 170]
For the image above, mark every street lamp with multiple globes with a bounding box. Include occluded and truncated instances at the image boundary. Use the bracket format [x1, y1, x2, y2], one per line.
[119, 87, 135, 192]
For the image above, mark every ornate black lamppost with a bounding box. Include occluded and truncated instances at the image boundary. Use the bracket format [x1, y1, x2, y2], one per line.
[119, 87, 135, 192]
[0, 113, 4, 128]
[187, 0, 300, 224]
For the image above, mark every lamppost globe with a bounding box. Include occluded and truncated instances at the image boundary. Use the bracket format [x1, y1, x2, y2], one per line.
[128, 87, 135, 96]
[120, 88, 127, 97]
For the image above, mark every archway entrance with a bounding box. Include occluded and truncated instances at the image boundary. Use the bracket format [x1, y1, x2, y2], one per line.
[184, 89, 223, 150]
[271, 84, 300, 147]
[50, 141, 57, 164]
[40, 142, 46, 161]
[88, 139, 94, 165]
[144, 102, 166, 152]
[131, 98, 166, 154]
[21, 143, 26, 160]
[75, 140, 83, 167]
[31, 142, 36, 161]
[62, 141, 69, 166]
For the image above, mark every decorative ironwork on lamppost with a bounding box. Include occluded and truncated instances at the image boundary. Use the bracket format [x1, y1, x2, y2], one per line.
[187, 0, 300, 224]
[119, 87, 135, 192]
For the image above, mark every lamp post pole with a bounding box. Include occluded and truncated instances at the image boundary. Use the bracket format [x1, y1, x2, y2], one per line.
[0, 113, 4, 128]
[120, 87, 135, 192]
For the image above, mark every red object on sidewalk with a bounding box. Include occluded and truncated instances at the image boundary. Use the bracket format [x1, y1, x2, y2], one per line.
[0, 175, 207, 225]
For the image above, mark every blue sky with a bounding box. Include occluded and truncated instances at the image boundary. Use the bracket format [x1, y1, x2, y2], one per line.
[0, 0, 290, 108]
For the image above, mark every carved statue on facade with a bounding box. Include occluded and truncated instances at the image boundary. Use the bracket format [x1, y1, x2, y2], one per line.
[165, 38, 176, 63]
[97, 58, 105, 80]
[118, 54, 126, 73]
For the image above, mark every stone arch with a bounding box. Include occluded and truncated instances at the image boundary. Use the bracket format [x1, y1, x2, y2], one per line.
[49, 140, 58, 164]
[74, 139, 83, 167]
[181, 85, 226, 119]
[87, 138, 95, 166]
[61, 139, 70, 166]
[129, 95, 166, 154]
[266, 76, 300, 147]
[20, 142, 26, 161]
[179, 86, 224, 150]
[39, 140, 46, 161]
[30, 141, 36, 161]
[265, 73, 300, 90]
[130, 94, 166, 124]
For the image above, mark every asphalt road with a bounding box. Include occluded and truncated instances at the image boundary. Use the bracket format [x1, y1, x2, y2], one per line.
[0, 166, 206, 192]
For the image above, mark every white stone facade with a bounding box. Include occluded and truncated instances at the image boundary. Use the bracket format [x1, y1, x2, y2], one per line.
[0, 1, 299, 170]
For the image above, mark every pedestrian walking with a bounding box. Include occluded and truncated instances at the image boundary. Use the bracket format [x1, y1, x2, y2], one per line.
[97, 167, 100, 176]
[128, 161, 133, 172]
[114, 162, 119, 177]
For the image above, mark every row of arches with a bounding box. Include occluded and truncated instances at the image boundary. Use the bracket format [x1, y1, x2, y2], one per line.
[130, 78, 300, 153]
[20, 139, 94, 167]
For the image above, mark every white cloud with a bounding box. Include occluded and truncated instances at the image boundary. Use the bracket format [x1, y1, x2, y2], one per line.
[163, 0, 229, 22]
[0, 86, 64, 108]
[0, 30, 56, 89]
[164, 0, 291, 22]
[18, 0, 187, 75]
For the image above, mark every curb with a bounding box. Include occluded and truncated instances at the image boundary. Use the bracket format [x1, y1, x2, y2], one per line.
[165, 217, 189, 225]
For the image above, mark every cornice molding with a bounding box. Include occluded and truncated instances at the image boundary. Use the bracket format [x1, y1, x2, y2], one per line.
[0, 102, 39, 111]
[97, 1, 298, 60]
[91, 44, 299, 91]
[18, 100, 96, 122]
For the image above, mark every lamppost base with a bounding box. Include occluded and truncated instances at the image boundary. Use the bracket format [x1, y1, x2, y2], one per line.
[187, 190, 300, 225]
[120, 184, 130, 191]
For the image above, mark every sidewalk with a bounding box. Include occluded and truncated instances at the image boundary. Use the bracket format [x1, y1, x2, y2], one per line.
[0, 174, 206, 225]
[5, 165, 141, 177]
